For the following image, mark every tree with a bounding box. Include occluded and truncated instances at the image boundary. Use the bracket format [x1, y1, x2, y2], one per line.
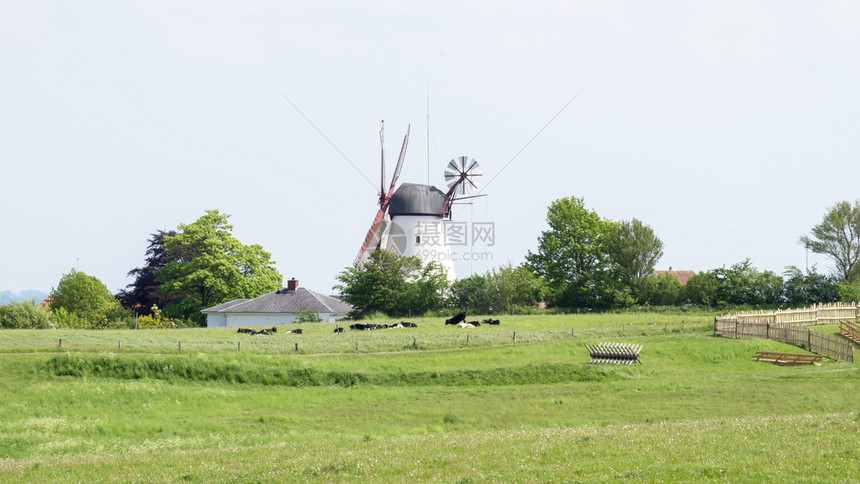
[800, 200, 860, 282]
[526, 196, 629, 308]
[0, 301, 54, 329]
[450, 274, 491, 312]
[606, 218, 664, 301]
[156, 210, 283, 324]
[335, 250, 449, 318]
[639, 273, 684, 306]
[782, 266, 839, 305]
[117, 230, 177, 315]
[484, 263, 547, 311]
[50, 269, 129, 328]
[686, 260, 783, 308]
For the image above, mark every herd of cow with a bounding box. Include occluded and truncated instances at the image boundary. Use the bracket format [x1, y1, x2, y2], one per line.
[236, 313, 500, 335]
[444, 312, 501, 328]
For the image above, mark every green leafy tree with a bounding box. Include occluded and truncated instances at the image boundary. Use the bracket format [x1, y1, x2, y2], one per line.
[800, 200, 860, 282]
[335, 250, 449, 318]
[782, 266, 839, 305]
[450, 274, 491, 312]
[686, 260, 783, 308]
[606, 218, 664, 301]
[484, 263, 547, 311]
[685, 271, 721, 308]
[0, 301, 55, 329]
[50, 269, 129, 328]
[526, 196, 630, 308]
[640, 273, 684, 306]
[156, 210, 283, 324]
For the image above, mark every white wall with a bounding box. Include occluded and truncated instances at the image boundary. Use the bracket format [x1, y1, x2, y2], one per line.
[386, 215, 457, 282]
[205, 312, 344, 328]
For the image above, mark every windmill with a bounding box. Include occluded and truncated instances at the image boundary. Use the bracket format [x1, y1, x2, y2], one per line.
[353, 125, 484, 282]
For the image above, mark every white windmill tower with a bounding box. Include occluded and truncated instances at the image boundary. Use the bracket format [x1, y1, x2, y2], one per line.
[353, 124, 483, 283]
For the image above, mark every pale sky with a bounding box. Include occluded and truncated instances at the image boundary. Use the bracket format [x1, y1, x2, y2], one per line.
[2, 1, 858, 295]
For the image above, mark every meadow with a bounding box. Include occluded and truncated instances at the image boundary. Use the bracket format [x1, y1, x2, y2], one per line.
[1, 312, 858, 482]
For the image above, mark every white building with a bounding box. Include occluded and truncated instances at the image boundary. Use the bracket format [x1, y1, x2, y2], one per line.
[201, 279, 352, 328]
[385, 183, 457, 281]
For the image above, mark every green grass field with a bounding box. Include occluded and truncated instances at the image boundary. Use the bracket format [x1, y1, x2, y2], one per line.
[1, 312, 858, 482]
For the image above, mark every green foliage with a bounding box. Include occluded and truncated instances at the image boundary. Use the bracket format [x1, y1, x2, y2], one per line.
[335, 250, 449, 318]
[782, 266, 839, 305]
[49, 269, 131, 328]
[686, 259, 784, 308]
[639, 273, 685, 306]
[0, 301, 55, 329]
[296, 309, 322, 323]
[526, 196, 615, 308]
[156, 210, 283, 325]
[800, 199, 860, 282]
[606, 218, 664, 302]
[526, 196, 651, 309]
[451, 263, 547, 313]
[137, 305, 179, 329]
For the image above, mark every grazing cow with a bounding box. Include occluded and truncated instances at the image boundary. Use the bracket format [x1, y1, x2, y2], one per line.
[251, 329, 271, 335]
[482, 319, 500, 325]
[286, 328, 303, 334]
[457, 322, 475, 328]
[237, 328, 254, 334]
[401, 321, 418, 328]
[466, 320, 481, 326]
[445, 312, 467, 325]
[334, 326, 344, 334]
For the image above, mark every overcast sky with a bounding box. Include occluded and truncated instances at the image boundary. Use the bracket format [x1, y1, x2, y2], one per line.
[2, 1, 858, 296]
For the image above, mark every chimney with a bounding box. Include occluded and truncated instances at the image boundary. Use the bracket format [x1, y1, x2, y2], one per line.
[287, 278, 298, 292]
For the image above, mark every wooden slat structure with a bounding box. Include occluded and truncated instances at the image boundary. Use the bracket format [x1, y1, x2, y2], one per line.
[839, 320, 860, 345]
[586, 342, 642, 365]
[753, 351, 824, 366]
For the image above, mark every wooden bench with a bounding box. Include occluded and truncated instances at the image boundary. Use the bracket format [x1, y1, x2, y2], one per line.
[587, 342, 643, 365]
[753, 351, 823, 366]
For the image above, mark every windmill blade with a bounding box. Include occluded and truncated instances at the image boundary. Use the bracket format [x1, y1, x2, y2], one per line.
[354, 207, 389, 268]
[388, 125, 410, 191]
[379, 121, 386, 205]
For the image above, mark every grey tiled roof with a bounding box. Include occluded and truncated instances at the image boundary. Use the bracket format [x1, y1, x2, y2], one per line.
[201, 287, 352, 314]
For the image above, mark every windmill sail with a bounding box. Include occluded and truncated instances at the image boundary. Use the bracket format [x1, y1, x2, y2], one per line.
[353, 125, 410, 268]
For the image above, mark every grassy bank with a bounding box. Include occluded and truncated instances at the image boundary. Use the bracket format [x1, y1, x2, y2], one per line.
[2, 312, 858, 482]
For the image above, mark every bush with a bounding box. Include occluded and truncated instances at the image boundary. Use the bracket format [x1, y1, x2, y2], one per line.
[0, 301, 55, 329]
[296, 309, 322, 323]
[136, 305, 179, 329]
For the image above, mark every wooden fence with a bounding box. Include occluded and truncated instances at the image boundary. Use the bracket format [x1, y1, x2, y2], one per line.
[720, 302, 860, 327]
[714, 318, 855, 362]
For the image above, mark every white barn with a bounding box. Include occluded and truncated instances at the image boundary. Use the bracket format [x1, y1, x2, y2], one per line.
[202, 279, 352, 328]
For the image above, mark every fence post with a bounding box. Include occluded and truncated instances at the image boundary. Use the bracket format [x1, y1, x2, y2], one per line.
[413, 337, 417, 349]
[766, 322, 770, 340]
[466, 334, 470, 344]
[58, 338, 62, 348]
[118, 341, 122, 351]
[237, 341, 240, 352]
[808, 328, 812, 350]
[178, 340, 182, 352]
[295, 343, 299, 352]
[571, 329, 575, 337]
[735, 322, 739, 339]
[665, 323, 669, 332]
[713, 318, 717, 335]
[355, 342, 359, 352]
[513, 331, 517, 342]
